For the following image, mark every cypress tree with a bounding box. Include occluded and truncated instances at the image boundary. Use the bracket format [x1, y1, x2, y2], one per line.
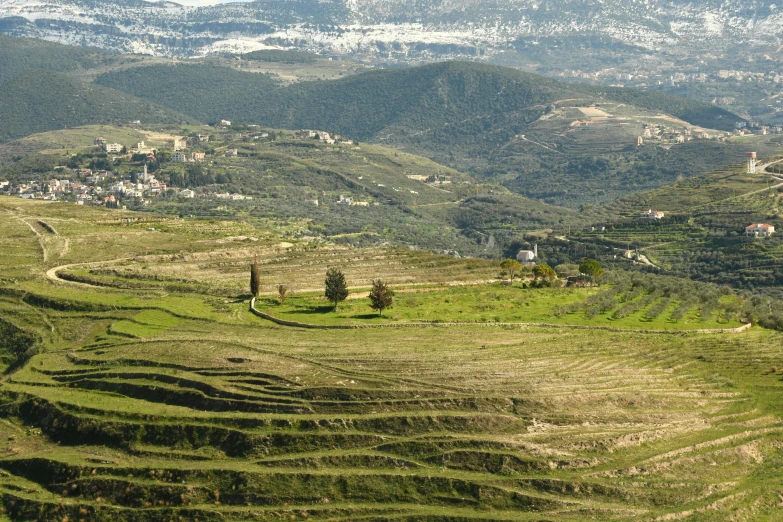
[250, 257, 261, 297]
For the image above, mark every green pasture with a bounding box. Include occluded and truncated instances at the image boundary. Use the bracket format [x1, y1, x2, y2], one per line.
[255, 283, 741, 330]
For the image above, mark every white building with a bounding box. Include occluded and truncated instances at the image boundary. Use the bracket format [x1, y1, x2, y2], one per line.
[180, 189, 196, 198]
[104, 143, 123, 153]
[746, 223, 775, 237]
[516, 244, 538, 264]
[641, 209, 665, 219]
[172, 151, 187, 163]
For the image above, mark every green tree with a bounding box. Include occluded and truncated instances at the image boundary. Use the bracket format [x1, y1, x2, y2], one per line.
[250, 257, 261, 297]
[368, 280, 394, 315]
[579, 259, 604, 285]
[325, 268, 349, 311]
[500, 258, 522, 283]
[533, 263, 557, 282]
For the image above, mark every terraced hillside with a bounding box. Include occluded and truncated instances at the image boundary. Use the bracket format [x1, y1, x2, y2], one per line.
[565, 158, 783, 292]
[1, 198, 783, 521]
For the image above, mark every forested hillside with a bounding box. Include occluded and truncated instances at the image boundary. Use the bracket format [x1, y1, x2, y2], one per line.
[0, 71, 197, 143]
[96, 61, 566, 137]
[0, 34, 119, 85]
[94, 64, 279, 125]
[94, 60, 752, 206]
[97, 61, 739, 136]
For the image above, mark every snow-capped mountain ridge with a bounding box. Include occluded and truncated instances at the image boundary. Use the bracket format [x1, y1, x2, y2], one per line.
[0, 0, 780, 60]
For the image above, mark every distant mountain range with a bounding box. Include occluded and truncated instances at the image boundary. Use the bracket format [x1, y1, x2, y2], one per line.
[0, 0, 780, 61]
[1, 33, 763, 209]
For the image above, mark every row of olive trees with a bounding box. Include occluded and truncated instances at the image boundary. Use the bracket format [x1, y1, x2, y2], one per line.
[250, 260, 394, 315]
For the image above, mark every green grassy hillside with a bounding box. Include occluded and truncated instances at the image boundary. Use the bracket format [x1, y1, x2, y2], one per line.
[0, 70, 198, 143]
[0, 198, 782, 521]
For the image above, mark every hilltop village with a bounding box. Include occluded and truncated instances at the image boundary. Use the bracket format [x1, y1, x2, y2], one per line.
[0, 125, 370, 207]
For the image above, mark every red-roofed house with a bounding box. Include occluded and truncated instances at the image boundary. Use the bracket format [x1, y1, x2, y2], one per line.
[745, 223, 775, 237]
[641, 209, 665, 219]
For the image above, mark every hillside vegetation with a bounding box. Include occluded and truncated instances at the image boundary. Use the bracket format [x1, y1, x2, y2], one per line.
[0, 198, 782, 521]
[93, 64, 278, 125]
[0, 35, 121, 85]
[0, 34, 757, 207]
[0, 70, 197, 143]
[0, 123, 575, 257]
[559, 160, 783, 294]
[95, 60, 755, 206]
[97, 61, 740, 137]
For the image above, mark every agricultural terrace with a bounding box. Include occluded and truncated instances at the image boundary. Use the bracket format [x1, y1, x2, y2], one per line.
[571, 161, 783, 290]
[0, 199, 782, 520]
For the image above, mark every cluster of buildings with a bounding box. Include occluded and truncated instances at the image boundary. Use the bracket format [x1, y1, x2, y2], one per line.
[301, 130, 354, 146]
[1, 163, 190, 206]
[732, 122, 782, 137]
[636, 124, 727, 147]
[171, 151, 206, 163]
[108, 165, 167, 201]
[2, 179, 72, 201]
[0, 128, 279, 206]
[634, 122, 780, 147]
[304, 130, 336, 144]
[1, 173, 122, 205]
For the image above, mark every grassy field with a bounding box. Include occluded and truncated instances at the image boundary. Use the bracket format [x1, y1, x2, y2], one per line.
[0, 198, 781, 521]
[254, 284, 741, 330]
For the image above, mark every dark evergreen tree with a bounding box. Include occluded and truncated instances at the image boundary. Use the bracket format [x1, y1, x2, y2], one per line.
[250, 257, 261, 297]
[325, 267, 348, 311]
[368, 279, 394, 315]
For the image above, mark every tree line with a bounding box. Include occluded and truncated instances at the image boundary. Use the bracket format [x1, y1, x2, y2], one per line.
[249, 257, 604, 317]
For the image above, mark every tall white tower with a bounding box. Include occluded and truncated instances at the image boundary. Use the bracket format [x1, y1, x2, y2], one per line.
[746, 152, 757, 174]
